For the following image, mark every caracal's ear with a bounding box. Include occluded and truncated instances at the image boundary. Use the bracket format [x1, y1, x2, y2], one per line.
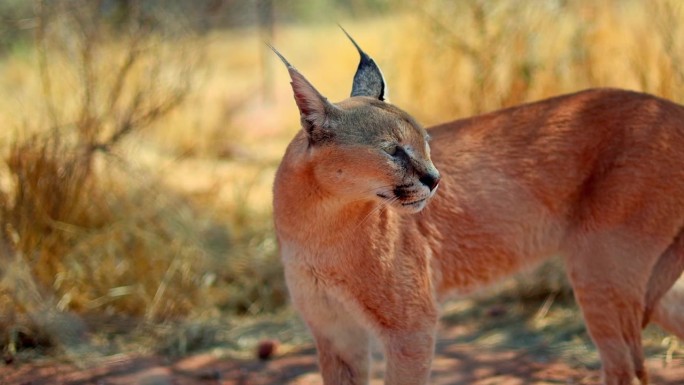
[269, 44, 337, 143]
[341, 26, 388, 101]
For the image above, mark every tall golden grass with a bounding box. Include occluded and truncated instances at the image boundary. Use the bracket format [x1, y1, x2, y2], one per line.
[389, 0, 684, 124]
[1, 0, 684, 357]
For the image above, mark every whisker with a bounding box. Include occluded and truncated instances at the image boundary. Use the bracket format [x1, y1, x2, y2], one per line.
[361, 185, 396, 195]
[353, 196, 397, 231]
[340, 185, 396, 205]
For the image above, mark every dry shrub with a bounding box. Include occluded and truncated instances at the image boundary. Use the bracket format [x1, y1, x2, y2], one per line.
[197, 167, 286, 316]
[0, 0, 210, 357]
[32, 0, 195, 146]
[0, 0, 290, 358]
[3, 136, 92, 275]
[393, 0, 684, 124]
[0, 133, 213, 355]
[218, 222, 284, 315]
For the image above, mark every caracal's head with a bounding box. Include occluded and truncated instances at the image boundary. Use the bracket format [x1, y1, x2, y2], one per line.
[272, 30, 440, 214]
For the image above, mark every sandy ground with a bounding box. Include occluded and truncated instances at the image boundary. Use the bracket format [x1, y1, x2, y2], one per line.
[3, 322, 684, 385]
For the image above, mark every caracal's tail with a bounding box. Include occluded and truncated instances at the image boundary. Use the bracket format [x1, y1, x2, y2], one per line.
[652, 275, 684, 339]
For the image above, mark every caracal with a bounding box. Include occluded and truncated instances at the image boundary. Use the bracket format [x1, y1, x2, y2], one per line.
[272, 32, 684, 385]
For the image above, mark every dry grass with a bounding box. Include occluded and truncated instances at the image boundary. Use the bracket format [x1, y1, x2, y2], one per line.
[1, 0, 684, 360]
[389, 0, 684, 124]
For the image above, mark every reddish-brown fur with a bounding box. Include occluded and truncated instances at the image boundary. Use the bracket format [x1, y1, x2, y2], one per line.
[273, 48, 684, 385]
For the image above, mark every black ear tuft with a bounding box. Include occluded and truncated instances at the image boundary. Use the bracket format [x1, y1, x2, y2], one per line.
[340, 26, 388, 101]
[268, 44, 337, 142]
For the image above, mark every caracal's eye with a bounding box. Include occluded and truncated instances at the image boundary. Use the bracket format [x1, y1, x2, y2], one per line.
[383, 144, 399, 156]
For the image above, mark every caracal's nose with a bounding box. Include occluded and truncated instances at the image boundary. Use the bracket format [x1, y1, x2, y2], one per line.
[420, 172, 441, 191]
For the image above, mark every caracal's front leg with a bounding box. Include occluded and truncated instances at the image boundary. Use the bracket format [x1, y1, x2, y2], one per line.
[305, 303, 371, 385]
[286, 272, 371, 385]
[312, 318, 370, 385]
[306, 303, 371, 385]
[381, 325, 437, 385]
[372, 277, 439, 384]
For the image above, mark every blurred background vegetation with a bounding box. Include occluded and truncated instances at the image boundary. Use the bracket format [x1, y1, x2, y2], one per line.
[0, 0, 683, 364]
